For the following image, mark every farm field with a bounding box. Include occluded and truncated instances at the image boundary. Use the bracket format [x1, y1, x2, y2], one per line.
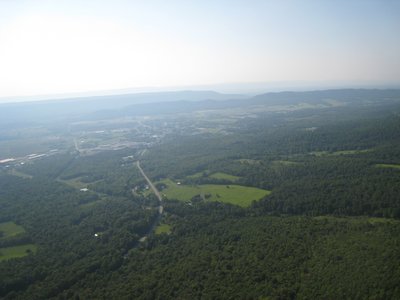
[0, 222, 26, 238]
[376, 163, 400, 170]
[237, 159, 261, 165]
[313, 216, 400, 225]
[158, 179, 270, 207]
[155, 224, 171, 235]
[272, 160, 301, 167]
[310, 149, 372, 157]
[0, 244, 37, 262]
[209, 172, 240, 181]
[332, 149, 372, 155]
[9, 169, 33, 179]
[186, 171, 205, 179]
[186, 171, 240, 181]
[57, 177, 88, 189]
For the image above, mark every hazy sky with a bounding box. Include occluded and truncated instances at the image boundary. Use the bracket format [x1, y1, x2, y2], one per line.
[0, 0, 399, 98]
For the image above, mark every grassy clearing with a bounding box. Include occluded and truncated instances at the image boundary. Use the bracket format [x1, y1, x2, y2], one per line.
[313, 216, 399, 225]
[376, 163, 400, 170]
[237, 159, 260, 165]
[79, 197, 109, 209]
[9, 169, 33, 179]
[272, 160, 301, 167]
[57, 176, 100, 189]
[57, 177, 88, 189]
[158, 179, 270, 207]
[0, 222, 26, 239]
[186, 172, 206, 179]
[186, 171, 240, 181]
[332, 149, 372, 155]
[155, 224, 171, 235]
[79, 200, 101, 209]
[142, 188, 154, 197]
[0, 244, 37, 262]
[367, 217, 399, 224]
[209, 172, 240, 181]
[310, 149, 372, 157]
[310, 151, 330, 157]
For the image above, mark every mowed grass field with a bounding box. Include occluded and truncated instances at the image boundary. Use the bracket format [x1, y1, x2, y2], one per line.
[158, 179, 270, 207]
[57, 176, 88, 189]
[9, 169, 33, 179]
[0, 244, 37, 262]
[272, 160, 301, 167]
[186, 171, 240, 181]
[376, 163, 400, 170]
[0, 221, 26, 238]
[155, 224, 172, 235]
[209, 172, 240, 181]
[310, 149, 372, 157]
[0, 222, 38, 261]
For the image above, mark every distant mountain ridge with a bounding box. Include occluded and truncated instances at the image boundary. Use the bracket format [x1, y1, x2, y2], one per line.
[0, 90, 243, 124]
[1, 89, 400, 125]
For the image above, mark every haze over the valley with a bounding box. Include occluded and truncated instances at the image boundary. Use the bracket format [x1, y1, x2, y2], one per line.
[0, 0, 399, 101]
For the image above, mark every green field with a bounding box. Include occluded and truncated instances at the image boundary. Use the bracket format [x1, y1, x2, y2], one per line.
[79, 198, 107, 209]
[186, 171, 240, 182]
[155, 224, 172, 235]
[0, 222, 26, 239]
[237, 159, 260, 165]
[311, 149, 372, 157]
[209, 172, 240, 181]
[57, 177, 88, 189]
[272, 160, 301, 167]
[9, 169, 33, 179]
[332, 149, 371, 155]
[0, 244, 37, 261]
[158, 179, 270, 207]
[186, 171, 207, 179]
[376, 163, 400, 170]
[313, 216, 399, 225]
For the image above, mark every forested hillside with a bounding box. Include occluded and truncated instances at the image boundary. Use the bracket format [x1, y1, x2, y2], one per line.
[0, 89, 400, 299]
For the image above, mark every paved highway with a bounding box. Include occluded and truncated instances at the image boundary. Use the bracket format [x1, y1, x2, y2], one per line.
[136, 161, 163, 208]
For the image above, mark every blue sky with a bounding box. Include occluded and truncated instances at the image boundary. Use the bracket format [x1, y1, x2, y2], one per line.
[0, 0, 399, 97]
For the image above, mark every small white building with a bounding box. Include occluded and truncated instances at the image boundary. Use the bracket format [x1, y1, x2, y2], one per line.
[80, 188, 89, 192]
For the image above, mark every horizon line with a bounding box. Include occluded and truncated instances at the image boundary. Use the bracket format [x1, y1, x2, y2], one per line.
[1, 80, 400, 104]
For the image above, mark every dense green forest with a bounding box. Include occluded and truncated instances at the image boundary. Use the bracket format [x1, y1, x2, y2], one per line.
[0, 89, 400, 299]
